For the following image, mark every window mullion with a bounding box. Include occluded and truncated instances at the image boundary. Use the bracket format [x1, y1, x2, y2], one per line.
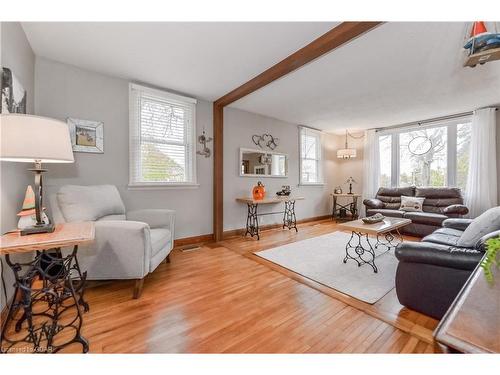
[391, 133, 399, 187]
[447, 124, 457, 187]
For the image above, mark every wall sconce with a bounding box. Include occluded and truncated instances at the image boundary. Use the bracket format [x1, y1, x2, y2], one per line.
[197, 129, 213, 158]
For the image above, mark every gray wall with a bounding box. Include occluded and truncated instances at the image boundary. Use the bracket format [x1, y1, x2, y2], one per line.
[223, 107, 337, 231]
[0, 22, 35, 311]
[35, 57, 213, 239]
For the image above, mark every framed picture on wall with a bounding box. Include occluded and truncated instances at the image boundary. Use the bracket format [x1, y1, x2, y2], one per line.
[67, 117, 104, 153]
[1, 67, 27, 114]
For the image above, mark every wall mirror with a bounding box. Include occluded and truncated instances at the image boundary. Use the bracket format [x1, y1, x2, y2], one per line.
[239, 148, 288, 178]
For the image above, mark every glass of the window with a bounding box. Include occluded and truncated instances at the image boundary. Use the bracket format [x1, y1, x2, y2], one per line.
[399, 127, 447, 187]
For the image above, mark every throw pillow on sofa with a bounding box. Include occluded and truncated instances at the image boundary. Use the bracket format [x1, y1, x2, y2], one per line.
[457, 206, 500, 247]
[399, 196, 425, 212]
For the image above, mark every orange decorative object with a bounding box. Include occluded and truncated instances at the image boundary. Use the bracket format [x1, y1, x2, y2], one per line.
[252, 181, 266, 200]
[470, 22, 488, 37]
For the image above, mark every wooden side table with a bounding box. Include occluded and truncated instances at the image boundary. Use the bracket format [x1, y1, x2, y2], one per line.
[0, 222, 94, 353]
[331, 193, 360, 221]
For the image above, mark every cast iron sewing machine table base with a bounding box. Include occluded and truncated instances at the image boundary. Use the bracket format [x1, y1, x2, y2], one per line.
[338, 217, 411, 273]
[236, 197, 305, 240]
[0, 222, 94, 354]
[1, 246, 89, 353]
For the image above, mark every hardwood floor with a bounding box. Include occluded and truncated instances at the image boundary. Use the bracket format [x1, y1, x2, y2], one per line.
[220, 219, 440, 345]
[4, 219, 441, 353]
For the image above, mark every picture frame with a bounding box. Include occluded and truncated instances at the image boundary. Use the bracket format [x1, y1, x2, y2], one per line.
[67, 117, 104, 153]
[1, 67, 27, 114]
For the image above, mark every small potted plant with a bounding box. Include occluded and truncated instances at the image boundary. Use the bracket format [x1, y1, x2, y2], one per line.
[481, 236, 500, 284]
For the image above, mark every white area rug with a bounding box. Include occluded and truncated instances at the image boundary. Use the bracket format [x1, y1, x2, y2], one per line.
[254, 231, 400, 304]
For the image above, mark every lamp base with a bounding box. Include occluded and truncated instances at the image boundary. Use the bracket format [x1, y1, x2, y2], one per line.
[21, 223, 55, 236]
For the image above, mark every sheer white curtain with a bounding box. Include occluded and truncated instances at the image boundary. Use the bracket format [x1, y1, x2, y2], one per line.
[362, 129, 380, 215]
[465, 107, 498, 218]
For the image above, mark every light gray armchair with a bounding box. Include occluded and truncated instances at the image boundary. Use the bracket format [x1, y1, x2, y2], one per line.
[49, 185, 174, 298]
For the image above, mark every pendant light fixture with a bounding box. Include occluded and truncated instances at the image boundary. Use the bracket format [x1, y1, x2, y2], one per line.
[337, 130, 357, 159]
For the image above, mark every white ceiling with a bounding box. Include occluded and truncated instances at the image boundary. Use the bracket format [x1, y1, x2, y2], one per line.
[231, 22, 500, 132]
[22, 22, 500, 133]
[22, 22, 336, 101]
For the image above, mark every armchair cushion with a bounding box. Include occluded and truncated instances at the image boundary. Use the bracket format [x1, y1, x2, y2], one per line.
[442, 218, 473, 231]
[363, 198, 384, 209]
[443, 204, 469, 215]
[403, 211, 448, 226]
[366, 208, 405, 218]
[98, 214, 126, 221]
[457, 206, 500, 247]
[126, 209, 175, 230]
[57, 185, 125, 222]
[422, 227, 463, 246]
[395, 242, 483, 271]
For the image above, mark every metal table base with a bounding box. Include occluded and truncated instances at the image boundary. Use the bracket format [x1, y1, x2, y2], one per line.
[245, 200, 298, 240]
[1, 245, 89, 354]
[343, 229, 403, 273]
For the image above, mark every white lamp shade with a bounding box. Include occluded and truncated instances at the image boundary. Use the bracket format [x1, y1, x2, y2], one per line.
[1, 114, 74, 163]
[337, 148, 357, 159]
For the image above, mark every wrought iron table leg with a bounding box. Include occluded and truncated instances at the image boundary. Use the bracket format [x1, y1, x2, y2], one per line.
[332, 196, 337, 220]
[1, 245, 89, 354]
[343, 231, 378, 273]
[245, 203, 260, 240]
[67, 248, 89, 312]
[353, 196, 359, 219]
[283, 200, 297, 232]
[66, 272, 89, 353]
[375, 228, 403, 252]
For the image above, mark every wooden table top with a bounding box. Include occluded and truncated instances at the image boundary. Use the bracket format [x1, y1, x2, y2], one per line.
[0, 222, 95, 255]
[434, 260, 500, 353]
[331, 193, 361, 197]
[338, 217, 412, 235]
[236, 196, 305, 204]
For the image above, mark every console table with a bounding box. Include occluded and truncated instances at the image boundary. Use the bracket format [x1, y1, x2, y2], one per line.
[331, 193, 360, 221]
[0, 222, 94, 354]
[434, 258, 499, 353]
[236, 196, 304, 240]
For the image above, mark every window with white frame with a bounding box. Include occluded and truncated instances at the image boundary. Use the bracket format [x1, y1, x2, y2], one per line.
[378, 117, 472, 191]
[129, 83, 197, 186]
[299, 126, 323, 184]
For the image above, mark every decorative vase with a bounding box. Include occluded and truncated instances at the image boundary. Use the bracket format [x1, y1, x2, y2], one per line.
[252, 181, 266, 200]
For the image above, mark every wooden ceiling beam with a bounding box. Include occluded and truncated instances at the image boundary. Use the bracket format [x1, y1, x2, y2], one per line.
[214, 22, 383, 108]
[213, 22, 383, 242]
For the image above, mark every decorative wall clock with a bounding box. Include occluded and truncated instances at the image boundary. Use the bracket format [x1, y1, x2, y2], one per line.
[408, 136, 432, 156]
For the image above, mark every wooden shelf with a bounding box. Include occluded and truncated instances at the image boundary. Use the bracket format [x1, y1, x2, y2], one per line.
[464, 47, 500, 67]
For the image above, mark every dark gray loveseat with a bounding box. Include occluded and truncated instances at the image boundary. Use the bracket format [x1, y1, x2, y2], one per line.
[363, 186, 469, 237]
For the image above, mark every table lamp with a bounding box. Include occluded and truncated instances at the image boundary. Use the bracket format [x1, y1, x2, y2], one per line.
[345, 176, 357, 195]
[1, 114, 74, 235]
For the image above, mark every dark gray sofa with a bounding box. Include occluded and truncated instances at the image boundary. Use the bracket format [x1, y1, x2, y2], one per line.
[363, 186, 469, 237]
[395, 218, 499, 319]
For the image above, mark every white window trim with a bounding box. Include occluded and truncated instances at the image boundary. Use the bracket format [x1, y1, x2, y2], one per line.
[378, 116, 472, 188]
[298, 126, 324, 186]
[128, 83, 198, 189]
